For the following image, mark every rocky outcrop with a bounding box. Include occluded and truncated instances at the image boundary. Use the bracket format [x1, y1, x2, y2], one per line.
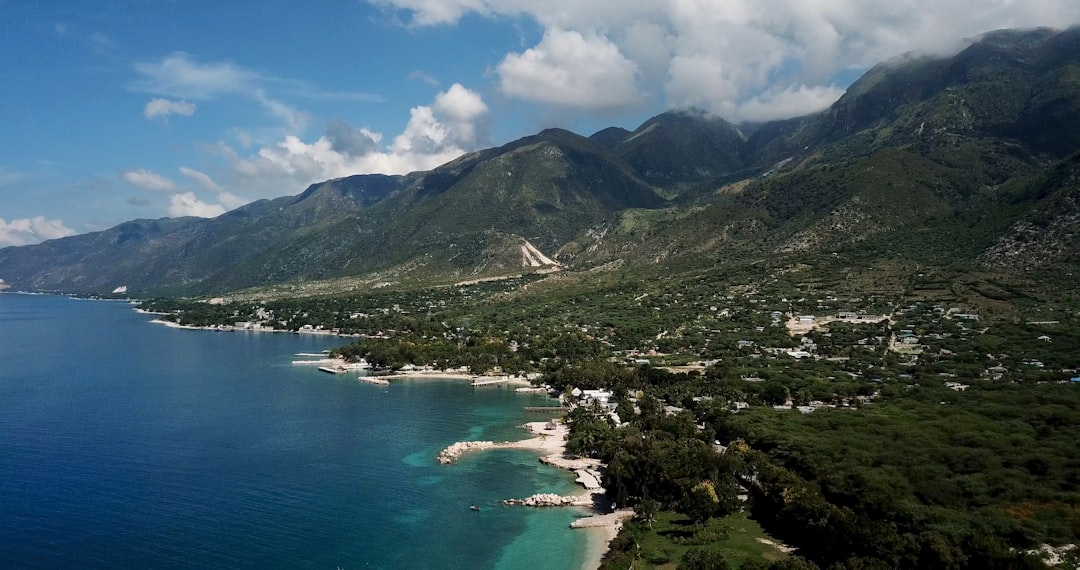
[436, 441, 504, 464]
[502, 493, 593, 507]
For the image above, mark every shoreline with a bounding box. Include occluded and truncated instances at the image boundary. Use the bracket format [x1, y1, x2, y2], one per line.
[438, 420, 632, 569]
[144, 312, 609, 564]
[373, 370, 536, 387]
[147, 317, 362, 338]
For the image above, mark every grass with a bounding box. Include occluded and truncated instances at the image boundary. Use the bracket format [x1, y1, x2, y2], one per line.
[628, 510, 789, 569]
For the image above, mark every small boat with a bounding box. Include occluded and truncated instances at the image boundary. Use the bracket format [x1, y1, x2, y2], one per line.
[469, 505, 480, 512]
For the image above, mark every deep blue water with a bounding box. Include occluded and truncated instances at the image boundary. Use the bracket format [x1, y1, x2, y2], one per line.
[0, 294, 591, 569]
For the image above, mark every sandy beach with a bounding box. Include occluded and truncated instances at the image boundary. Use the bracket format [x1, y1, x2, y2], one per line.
[437, 420, 629, 569]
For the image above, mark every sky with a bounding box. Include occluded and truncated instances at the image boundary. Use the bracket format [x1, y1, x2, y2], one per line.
[2, 1, 1079, 247]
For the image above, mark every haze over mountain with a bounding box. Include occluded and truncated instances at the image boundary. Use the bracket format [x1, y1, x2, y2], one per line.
[1, 27, 1077, 296]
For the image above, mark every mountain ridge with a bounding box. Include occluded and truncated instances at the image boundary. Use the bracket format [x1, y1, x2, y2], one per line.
[1, 26, 1078, 295]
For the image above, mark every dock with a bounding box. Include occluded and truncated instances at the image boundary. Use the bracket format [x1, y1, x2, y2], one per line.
[293, 358, 341, 365]
[318, 366, 347, 374]
[471, 378, 511, 387]
[523, 406, 569, 413]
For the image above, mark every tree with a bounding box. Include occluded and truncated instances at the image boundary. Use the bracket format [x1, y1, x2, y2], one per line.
[634, 498, 660, 529]
[684, 480, 724, 526]
[761, 382, 789, 406]
[679, 548, 730, 570]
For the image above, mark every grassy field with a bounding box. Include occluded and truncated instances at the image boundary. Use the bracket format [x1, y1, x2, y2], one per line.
[626, 510, 790, 569]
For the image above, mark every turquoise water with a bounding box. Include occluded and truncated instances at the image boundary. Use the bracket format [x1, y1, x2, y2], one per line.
[0, 293, 591, 569]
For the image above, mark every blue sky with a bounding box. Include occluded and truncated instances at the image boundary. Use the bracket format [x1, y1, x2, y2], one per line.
[2, 0, 1078, 246]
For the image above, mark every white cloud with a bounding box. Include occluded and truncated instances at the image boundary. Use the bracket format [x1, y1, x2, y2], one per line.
[120, 168, 241, 218]
[0, 217, 77, 247]
[433, 83, 488, 139]
[496, 29, 643, 111]
[371, 0, 495, 26]
[178, 166, 222, 192]
[143, 97, 196, 120]
[178, 166, 246, 209]
[375, 0, 1080, 121]
[121, 169, 177, 192]
[168, 192, 226, 218]
[253, 89, 311, 131]
[408, 70, 441, 87]
[132, 52, 256, 99]
[131, 52, 374, 132]
[212, 84, 490, 199]
[733, 85, 849, 123]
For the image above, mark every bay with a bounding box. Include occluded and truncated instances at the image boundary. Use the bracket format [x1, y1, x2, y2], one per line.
[0, 293, 592, 569]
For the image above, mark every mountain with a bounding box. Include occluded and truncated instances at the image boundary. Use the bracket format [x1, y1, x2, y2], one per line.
[610, 110, 751, 196]
[0, 128, 660, 294]
[1, 26, 1078, 295]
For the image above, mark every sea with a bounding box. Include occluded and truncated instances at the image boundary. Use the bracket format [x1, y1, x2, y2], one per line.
[0, 293, 594, 569]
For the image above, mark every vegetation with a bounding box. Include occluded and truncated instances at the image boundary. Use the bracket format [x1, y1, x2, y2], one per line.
[19, 25, 1080, 570]
[137, 253, 1080, 568]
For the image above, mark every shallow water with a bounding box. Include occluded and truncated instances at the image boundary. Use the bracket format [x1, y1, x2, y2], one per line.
[0, 294, 590, 569]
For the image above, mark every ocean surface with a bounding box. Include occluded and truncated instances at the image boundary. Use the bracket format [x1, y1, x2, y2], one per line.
[0, 293, 592, 569]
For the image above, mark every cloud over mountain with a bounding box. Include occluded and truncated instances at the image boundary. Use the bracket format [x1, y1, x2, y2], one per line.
[376, 0, 1080, 121]
[213, 83, 490, 199]
[0, 217, 76, 247]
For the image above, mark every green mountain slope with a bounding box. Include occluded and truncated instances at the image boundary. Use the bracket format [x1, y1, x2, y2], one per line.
[1, 26, 1078, 295]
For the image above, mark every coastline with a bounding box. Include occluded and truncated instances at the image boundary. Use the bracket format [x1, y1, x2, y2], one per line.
[374, 369, 536, 387]
[146, 317, 361, 338]
[438, 420, 632, 569]
[145, 310, 609, 566]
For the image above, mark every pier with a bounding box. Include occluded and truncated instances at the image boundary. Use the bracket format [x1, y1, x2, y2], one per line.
[471, 378, 511, 387]
[523, 406, 569, 413]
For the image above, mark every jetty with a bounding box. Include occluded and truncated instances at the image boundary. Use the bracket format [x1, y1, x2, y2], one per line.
[318, 366, 347, 374]
[293, 358, 342, 366]
[502, 493, 594, 507]
[524, 406, 569, 413]
[438, 441, 504, 464]
[359, 376, 390, 386]
[471, 377, 510, 387]
[515, 387, 548, 394]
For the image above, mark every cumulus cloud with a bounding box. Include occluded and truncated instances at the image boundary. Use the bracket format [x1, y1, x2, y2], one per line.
[217, 83, 490, 198]
[168, 192, 226, 218]
[121, 169, 177, 192]
[496, 29, 642, 111]
[375, 0, 1080, 121]
[120, 167, 241, 218]
[325, 119, 382, 156]
[143, 97, 196, 120]
[0, 216, 77, 247]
